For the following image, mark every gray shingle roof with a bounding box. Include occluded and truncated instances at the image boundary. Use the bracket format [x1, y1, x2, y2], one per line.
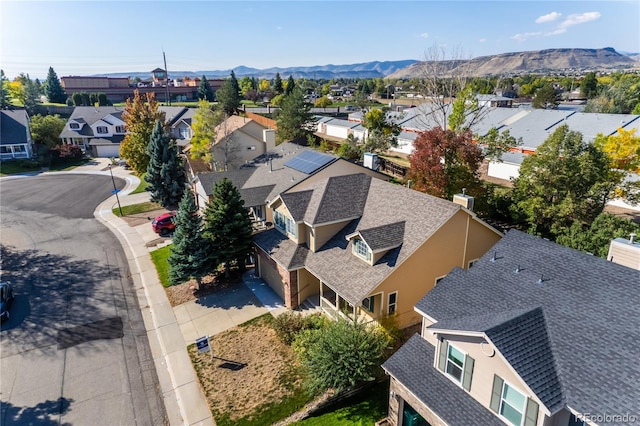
[302, 174, 371, 225]
[255, 176, 465, 305]
[1, 110, 30, 145]
[382, 334, 504, 426]
[357, 221, 405, 252]
[280, 190, 313, 222]
[415, 229, 640, 419]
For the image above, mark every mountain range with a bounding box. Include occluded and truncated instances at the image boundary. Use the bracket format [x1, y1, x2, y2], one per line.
[98, 48, 639, 80]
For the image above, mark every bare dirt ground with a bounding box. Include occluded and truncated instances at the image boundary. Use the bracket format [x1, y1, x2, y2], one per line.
[188, 315, 303, 423]
[164, 274, 241, 307]
[120, 208, 167, 227]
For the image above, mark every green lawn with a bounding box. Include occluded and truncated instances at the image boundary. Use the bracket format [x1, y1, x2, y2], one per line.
[294, 381, 389, 426]
[112, 201, 162, 217]
[0, 160, 41, 175]
[48, 158, 91, 171]
[130, 175, 150, 194]
[150, 245, 172, 287]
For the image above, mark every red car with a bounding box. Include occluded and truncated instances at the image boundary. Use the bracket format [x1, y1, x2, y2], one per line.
[152, 212, 176, 234]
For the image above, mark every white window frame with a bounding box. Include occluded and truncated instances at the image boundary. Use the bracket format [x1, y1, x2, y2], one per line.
[353, 238, 372, 261]
[499, 380, 527, 426]
[387, 292, 397, 315]
[69, 122, 80, 130]
[445, 343, 465, 384]
[435, 275, 447, 286]
[96, 126, 108, 134]
[274, 210, 297, 238]
[115, 125, 126, 133]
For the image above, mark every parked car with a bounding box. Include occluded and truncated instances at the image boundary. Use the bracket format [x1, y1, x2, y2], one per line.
[0, 281, 14, 321]
[151, 212, 176, 235]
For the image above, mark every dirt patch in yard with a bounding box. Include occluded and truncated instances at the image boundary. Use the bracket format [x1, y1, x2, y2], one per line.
[189, 315, 304, 424]
[119, 208, 167, 227]
[165, 273, 242, 307]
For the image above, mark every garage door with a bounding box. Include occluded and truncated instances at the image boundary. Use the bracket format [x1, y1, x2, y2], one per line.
[258, 254, 286, 301]
[96, 144, 121, 158]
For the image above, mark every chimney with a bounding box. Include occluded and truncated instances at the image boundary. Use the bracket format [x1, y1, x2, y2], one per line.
[452, 188, 475, 211]
[630, 233, 637, 244]
[263, 129, 276, 152]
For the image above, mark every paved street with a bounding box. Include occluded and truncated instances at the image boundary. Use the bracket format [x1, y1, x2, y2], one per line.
[0, 174, 166, 425]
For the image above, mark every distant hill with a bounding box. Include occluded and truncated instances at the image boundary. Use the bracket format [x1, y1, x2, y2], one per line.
[388, 48, 639, 79]
[98, 60, 419, 80]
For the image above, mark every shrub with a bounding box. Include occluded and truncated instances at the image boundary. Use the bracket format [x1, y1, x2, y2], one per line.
[273, 311, 325, 345]
[51, 144, 83, 161]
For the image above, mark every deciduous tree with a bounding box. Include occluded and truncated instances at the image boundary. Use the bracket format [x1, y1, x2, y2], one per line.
[44, 67, 66, 104]
[168, 189, 209, 285]
[594, 128, 640, 205]
[532, 83, 560, 109]
[29, 114, 66, 148]
[511, 125, 614, 238]
[0, 70, 9, 109]
[275, 87, 315, 142]
[580, 72, 598, 99]
[408, 127, 483, 199]
[190, 100, 223, 167]
[145, 120, 185, 208]
[119, 90, 164, 175]
[202, 178, 253, 276]
[361, 108, 401, 154]
[477, 127, 521, 162]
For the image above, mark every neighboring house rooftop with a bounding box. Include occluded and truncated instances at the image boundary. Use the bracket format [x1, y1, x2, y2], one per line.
[1, 110, 30, 144]
[415, 229, 640, 418]
[196, 142, 334, 207]
[383, 334, 504, 426]
[498, 109, 576, 150]
[255, 175, 485, 306]
[551, 112, 640, 142]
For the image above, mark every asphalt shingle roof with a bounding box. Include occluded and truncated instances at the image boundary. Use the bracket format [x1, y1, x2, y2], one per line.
[255, 176, 466, 305]
[301, 174, 371, 225]
[1, 110, 30, 145]
[415, 229, 640, 421]
[357, 221, 405, 252]
[382, 334, 504, 426]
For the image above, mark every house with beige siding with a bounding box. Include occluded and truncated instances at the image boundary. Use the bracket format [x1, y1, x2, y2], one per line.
[253, 173, 502, 328]
[383, 229, 640, 426]
[210, 115, 276, 171]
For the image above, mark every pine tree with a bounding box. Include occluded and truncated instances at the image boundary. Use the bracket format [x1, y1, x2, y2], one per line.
[197, 75, 214, 101]
[202, 178, 253, 275]
[146, 120, 185, 208]
[44, 67, 66, 104]
[168, 189, 210, 285]
[284, 75, 295, 96]
[216, 71, 241, 116]
[273, 73, 283, 95]
[276, 87, 316, 142]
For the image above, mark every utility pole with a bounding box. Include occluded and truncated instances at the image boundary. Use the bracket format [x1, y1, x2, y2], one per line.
[163, 51, 171, 106]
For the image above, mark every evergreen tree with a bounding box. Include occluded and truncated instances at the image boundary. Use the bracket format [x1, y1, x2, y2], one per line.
[216, 71, 241, 116]
[0, 70, 10, 109]
[284, 75, 295, 96]
[44, 67, 66, 104]
[197, 75, 214, 101]
[276, 87, 316, 142]
[202, 178, 253, 275]
[581, 72, 598, 99]
[145, 120, 185, 207]
[168, 189, 209, 285]
[532, 84, 560, 109]
[273, 73, 283, 94]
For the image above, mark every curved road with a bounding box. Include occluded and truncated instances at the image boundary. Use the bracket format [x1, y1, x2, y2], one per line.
[0, 174, 166, 425]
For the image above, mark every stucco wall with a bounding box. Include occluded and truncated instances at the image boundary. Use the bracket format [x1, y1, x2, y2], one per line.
[212, 130, 265, 170]
[297, 268, 320, 305]
[311, 221, 350, 251]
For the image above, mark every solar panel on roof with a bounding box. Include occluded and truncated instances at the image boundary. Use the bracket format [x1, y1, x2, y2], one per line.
[284, 150, 334, 174]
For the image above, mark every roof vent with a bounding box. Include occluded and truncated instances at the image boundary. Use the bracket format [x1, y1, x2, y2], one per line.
[630, 233, 637, 244]
[537, 274, 546, 285]
[514, 265, 521, 273]
[490, 251, 498, 262]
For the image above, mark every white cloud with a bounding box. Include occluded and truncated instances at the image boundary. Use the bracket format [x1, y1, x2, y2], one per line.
[512, 32, 542, 42]
[479, 38, 487, 43]
[558, 11, 601, 29]
[536, 12, 561, 24]
[419, 32, 429, 39]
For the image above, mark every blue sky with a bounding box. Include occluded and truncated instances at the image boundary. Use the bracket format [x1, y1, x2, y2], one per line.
[1, 1, 638, 80]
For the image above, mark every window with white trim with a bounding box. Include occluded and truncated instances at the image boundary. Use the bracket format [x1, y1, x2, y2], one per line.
[499, 382, 527, 426]
[115, 125, 126, 133]
[353, 238, 371, 261]
[96, 126, 108, 134]
[445, 344, 465, 383]
[274, 210, 297, 238]
[362, 295, 376, 313]
[70, 122, 80, 130]
[179, 127, 190, 138]
[387, 292, 397, 315]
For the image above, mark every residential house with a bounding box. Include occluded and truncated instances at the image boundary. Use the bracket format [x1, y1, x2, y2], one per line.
[210, 115, 276, 171]
[254, 173, 502, 328]
[194, 142, 390, 229]
[0, 110, 33, 160]
[59, 106, 196, 157]
[383, 229, 640, 426]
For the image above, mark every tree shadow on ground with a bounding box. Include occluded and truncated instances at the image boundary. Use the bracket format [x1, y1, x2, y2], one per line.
[0, 244, 125, 354]
[0, 397, 73, 426]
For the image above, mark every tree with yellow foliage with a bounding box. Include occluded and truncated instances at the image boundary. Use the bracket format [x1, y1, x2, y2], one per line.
[190, 100, 224, 167]
[119, 90, 164, 175]
[595, 128, 640, 205]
